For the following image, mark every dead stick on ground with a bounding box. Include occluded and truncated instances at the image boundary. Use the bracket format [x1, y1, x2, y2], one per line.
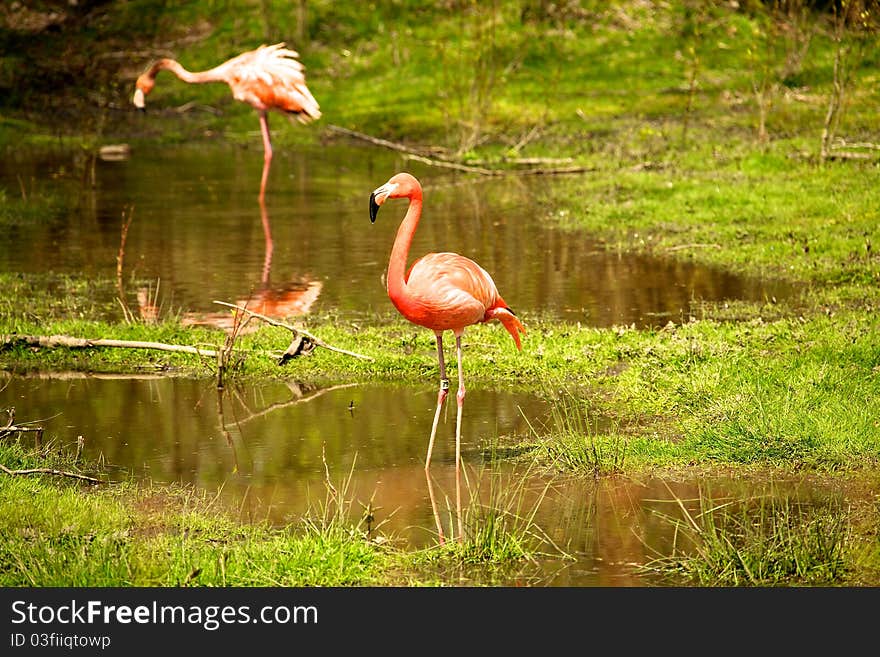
[212, 301, 374, 362]
[0, 462, 102, 484]
[327, 124, 496, 175]
[2, 334, 220, 358]
[326, 124, 593, 177]
[401, 152, 499, 175]
[326, 124, 436, 157]
[1, 425, 44, 435]
[663, 243, 722, 252]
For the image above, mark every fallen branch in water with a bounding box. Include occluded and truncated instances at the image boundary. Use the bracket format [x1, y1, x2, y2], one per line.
[212, 301, 374, 362]
[1, 334, 219, 358]
[0, 462, 102, 484]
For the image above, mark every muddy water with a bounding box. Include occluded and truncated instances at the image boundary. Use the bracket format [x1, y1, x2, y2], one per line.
[0, 374, 845, 586]
[0, 142, 793, 327]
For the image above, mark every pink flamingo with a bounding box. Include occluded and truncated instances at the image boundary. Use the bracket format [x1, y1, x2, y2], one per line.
[369, 172, 526, 472]
[132, 43, 321, 200]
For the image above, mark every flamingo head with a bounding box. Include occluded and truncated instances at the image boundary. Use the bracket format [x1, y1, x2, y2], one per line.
[369, 173, 421, 223]
[132, 74, 155, 112]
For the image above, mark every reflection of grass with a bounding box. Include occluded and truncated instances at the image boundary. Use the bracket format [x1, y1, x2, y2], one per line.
[0, 187, 67, 228]
[642, 485, 853, 586]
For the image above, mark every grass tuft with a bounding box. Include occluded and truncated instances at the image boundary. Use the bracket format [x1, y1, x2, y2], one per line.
[642, 484, 853, 586]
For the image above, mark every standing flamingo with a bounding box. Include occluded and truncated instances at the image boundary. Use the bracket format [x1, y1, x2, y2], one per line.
[132, 43, 321, 200]
[369, 173, 525, 472]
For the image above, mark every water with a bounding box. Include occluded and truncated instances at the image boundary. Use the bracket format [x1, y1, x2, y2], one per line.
[0, 142, 793, 327]
[0, 374, 847, 586]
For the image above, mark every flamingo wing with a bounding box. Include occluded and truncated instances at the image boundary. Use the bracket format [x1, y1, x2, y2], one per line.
[395, 252, 500, 330]
[222, 43, 321, 120]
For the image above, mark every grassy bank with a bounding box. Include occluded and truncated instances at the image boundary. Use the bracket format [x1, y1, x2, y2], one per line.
[0, 441, 392, 586]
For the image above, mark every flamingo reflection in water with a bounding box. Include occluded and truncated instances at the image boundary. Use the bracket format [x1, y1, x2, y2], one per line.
[138, 197, 322, 331]
[426, 469, 463, 546]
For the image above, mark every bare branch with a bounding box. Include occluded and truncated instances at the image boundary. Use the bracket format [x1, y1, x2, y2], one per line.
[1, 334, 219, 358]
[0, 462, 102, 484]
[212, 301, 374, 362]
[325, 124, 593, 177]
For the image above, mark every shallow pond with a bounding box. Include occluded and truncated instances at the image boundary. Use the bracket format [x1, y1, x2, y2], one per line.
[0, 141, 793, 327]
[0, 374, 851, 586]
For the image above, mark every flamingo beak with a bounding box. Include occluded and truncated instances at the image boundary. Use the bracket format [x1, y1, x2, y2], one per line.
[369, 192, 380, 224]
[133, 88, 146, 112]
[369, 182, 396, 223]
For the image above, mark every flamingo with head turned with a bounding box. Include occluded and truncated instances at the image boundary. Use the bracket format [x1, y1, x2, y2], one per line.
[369, 172, 526, 472]
[133, 43, 321, 200]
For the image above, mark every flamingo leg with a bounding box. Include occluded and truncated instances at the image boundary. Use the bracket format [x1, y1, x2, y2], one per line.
[258, 111, 273, 201]
[454, 333, 465, 540]
[425, 332, 449, 469]
[455, 450, 464, 542]
[454, 333, 466, 474]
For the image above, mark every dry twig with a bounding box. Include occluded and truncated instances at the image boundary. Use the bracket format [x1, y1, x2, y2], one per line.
[212, 301, 374, 361]
[1, 334, 219, 358]
[0, 462, 102, 484]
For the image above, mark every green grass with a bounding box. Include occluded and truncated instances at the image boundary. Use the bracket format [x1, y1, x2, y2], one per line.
[526, 390, 632, 475]
[519, 309, 880, 473]
[0, 440, 392, 586]
[642, 485, 857, 586]
[541, 157, 880, 288]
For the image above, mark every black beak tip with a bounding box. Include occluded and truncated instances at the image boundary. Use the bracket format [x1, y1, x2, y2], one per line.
[369, 193, 379, 224]
[136, 106, 146, 114]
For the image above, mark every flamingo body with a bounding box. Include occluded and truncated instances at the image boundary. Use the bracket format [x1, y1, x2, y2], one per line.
[133, 43, 320, 122]
[395, 252, 522, 348]
[369, 172, 525, 470]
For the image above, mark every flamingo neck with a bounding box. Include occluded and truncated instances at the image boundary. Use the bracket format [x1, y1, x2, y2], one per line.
[150, 59, 223, 85]
[387, 192, 423, 303]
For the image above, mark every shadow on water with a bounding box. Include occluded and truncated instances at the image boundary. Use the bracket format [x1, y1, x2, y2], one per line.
[0, 373, 853, 586]
[0, 142, 796, 327]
